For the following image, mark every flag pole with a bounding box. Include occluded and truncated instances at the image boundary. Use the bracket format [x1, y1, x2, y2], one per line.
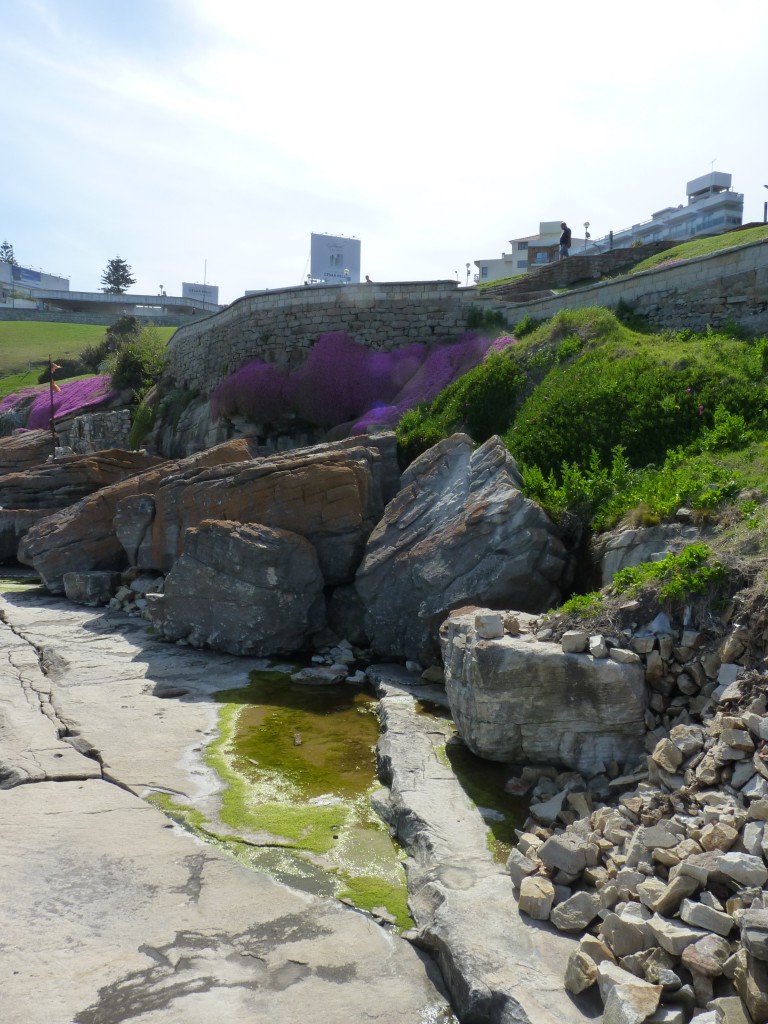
[48, 355, 56, 458]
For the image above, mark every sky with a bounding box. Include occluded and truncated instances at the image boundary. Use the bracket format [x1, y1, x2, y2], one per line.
[2, 0, 767, 304]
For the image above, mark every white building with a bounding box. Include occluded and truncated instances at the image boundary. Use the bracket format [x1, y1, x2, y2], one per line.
[0, 262, 69, 307]
[590, 172, 743, 251]
[474, 221, 587, 284]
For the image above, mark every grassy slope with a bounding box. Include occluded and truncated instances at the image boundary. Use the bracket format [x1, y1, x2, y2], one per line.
[630, 224, 768, 274]
[0, 321, 176, 375]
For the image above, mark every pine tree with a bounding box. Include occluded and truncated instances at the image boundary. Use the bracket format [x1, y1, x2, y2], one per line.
[0, 241, 17, 265]
[101, 257, 136, 294]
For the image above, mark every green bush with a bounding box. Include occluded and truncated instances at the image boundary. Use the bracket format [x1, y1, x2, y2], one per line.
[612, 544, 729, 604]
[505, 347, 768, 476]
[396, 353, 524, 461]
[108, 324, 167, 402]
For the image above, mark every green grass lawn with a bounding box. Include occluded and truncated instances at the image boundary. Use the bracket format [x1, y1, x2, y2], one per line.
[0, 321, 176, 376]
[630, 224, 768, 275]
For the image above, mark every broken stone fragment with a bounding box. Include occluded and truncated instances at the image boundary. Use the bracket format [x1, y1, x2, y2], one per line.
[680, 933, 731, 977]
[538, 833, 591, 875]
[596, 961, 662, 1024]
[549, 890, 601, 932]
[652, 738, 684, 773]
[505, 847, 538, 888]
[647, 914, 709, 957]
[715, 852, 768, 888]
[679, 897, 733, 937]
[564, 948, 597, 994]
[741, 909, 768, 962]
[517, 875, 554, 920]
[561, 630, 588, 653]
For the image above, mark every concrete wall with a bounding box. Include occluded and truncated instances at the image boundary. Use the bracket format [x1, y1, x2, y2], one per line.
[165, 280, 471, 393]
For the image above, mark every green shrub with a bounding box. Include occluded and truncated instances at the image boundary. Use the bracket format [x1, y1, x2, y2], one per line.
[513, 313, 540, 338]
[466, 307, 507, 331]
[108, 324, 167, 402]
[557, 591, 605, 615]
[128, 399, 156, 449]
[396, 353, 523, 461]
[611, 544, 729, 604]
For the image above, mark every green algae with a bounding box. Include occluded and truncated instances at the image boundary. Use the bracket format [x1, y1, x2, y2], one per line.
[0, 575, 44, 593]
[162, 667, 412, 929]
[443, 739, 527, 862]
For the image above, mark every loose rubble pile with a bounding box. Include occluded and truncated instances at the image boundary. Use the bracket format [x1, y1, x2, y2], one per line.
[499, 609, 768, 1024]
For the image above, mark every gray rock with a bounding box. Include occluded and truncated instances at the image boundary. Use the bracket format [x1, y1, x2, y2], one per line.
[355, 434, 567, 663]
[63, 570, 121, 607]
[561, 630, 588, 653]
[148, 520, 325, 656]
[679, 898, 733, 937]
[504, 847, 538, 887]
[596, 961, 662, 1024]
[647, 914, 709, 956]
[441, 610, 647, 774]
[564, 948, 597, 994]
[715, 851, 768, 888]
[518, 875, 555, 920]
[550, 890, 601, 932]
[538, 833, 592, 875]
[741, 909, 768, 962]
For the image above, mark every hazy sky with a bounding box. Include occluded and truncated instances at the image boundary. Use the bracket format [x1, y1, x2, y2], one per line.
[3, 0, 766, 303]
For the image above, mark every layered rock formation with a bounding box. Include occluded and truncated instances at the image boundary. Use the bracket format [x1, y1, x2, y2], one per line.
[147, 520, 326, 655]
[17, 438, 255, 590]
[0, 448, 161, 510]
[355, 434, 568, 664]
[113, 433, 400, 585]
[0, 429, 53, 475]
[441, 610, 648, 774]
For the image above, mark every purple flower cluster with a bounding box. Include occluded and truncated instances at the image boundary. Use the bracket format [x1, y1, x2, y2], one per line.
[26, 376, 116, 430]
[210, 359, 289, 423]
[211, 331, 509, 432]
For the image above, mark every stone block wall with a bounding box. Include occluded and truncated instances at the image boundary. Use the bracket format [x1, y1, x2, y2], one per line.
[164, 280, 473, 394]
[58, 409, 133, 454]
[489, 238, 768, 334]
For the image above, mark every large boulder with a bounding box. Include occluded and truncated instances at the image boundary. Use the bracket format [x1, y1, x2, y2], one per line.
[354, 434, 568, 664]
[147, 519, 325, 655]
[17, 439, 255, 592]
[0, 449, 162, 510]
[114, 433, 400, 585]
[440, 609, 647, 773]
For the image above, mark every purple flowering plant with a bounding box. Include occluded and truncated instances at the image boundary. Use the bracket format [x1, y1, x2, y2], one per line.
[26, 376, 116, 430]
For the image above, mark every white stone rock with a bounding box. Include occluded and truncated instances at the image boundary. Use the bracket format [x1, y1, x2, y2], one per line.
[715, 852, 768, 888]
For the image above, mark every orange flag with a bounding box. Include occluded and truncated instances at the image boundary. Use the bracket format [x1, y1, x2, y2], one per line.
[52, 382, 61, 393]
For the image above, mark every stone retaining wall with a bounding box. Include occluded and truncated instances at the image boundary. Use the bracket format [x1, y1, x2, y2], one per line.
[0, 310, 195, 327]
[164, 280, 473, 393]
[490, 237, 768, 334]
[163, 241, 768, 399]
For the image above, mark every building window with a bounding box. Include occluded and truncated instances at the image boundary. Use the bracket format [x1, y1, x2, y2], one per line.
[517, 260, 527, 269]
[481, 266, 488, 278]
[517, 241, 528, 251]
[535, 253, 548, 264]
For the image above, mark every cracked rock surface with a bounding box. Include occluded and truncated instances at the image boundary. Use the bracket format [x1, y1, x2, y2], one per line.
[0, 587, 455, 1024]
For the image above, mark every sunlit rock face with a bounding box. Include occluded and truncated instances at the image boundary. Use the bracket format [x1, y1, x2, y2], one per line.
[355, 434, 569, 665]
[440, 609, 648, 774]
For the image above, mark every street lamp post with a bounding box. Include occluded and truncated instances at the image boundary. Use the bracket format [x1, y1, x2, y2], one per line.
[583, 222, 591, 253]
[764, 185, 767, 224]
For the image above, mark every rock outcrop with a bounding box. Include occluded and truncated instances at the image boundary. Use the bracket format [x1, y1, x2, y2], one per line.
[17, 438, 256, 591]
[355, 434, 568, 664]
[147, 520, 326, 655]
[593, 521, 704, 587]
[0, 430, 53, 475]
[114, 433, 400, 585]
[440, 609, 648, 773]
[0, 449, 162, 510]
[0, 509, 51, 563]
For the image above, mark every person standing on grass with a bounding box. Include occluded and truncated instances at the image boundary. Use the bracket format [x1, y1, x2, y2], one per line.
[559, 222, 572, 259]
